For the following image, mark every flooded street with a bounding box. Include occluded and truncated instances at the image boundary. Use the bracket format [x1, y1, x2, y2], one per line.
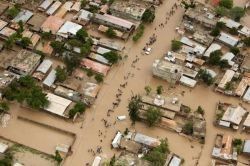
[0, 0, 249, 165]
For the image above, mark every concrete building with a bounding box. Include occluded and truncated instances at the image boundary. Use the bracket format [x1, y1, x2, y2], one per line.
[152, 59, 182, 84]
[57, 21, 82, 38]
[73, 9, 93, 26]
[8, 50, 41, 76]
[110, 0, 147, 21]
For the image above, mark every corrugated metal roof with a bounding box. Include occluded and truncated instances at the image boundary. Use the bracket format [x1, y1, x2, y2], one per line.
[57, 21, 82, 38]
[0, 20, 8, 31]
[39, 0, 54, 10]
[12, 9, 33, 23]
[218, 32, 239, 47]
[204, 43, 221, 57]
[36, 59, 53, 74]
[81, 58, 110, 76]
[43, 69, 56, 87]
[46, 1, 62, 15]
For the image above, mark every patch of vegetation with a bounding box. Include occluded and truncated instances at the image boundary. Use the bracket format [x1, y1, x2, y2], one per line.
[242, 37, 250, 47]
[196, 106, 205, 116]
[0, 152, 13, 166]
[41, 31, 52, 40]
[3, 76, 49, 109]
[95, 74, 104, 83]
[233, 139, 243, 154]
[55, 66, 67, 83]
[142, 9, 155, 23]
[224, 81, 234, 91]
[230, 47, 240, 55]
[0, 102, 9, 113]
[102, 51, 121, 64]
[156, 85, 163, 95]
[133, 24, 145, 42]
[54, 150, 63, 164]
[50, 41, 65, 55]
[6, 4, 21, 19]
[208, 50, 223, 65]
[198, 69, 214, 86]
[144, 139, 170, 166]
[144, 106, 162, 127]
[229, 7, 245, 21]
[86, 69, 94, 77]
[69, 102, 86, 118]
[105, 27, 116, 38]
[171, 40, 182, 51]
[182, 121, 194, 135]
[219, 0, 233, 9]
[128, 95, 143, 124]
[144, 86, 152, 95]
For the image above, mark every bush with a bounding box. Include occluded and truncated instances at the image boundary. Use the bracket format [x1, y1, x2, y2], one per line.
[76, 28, 88, 41]
[41, 32, 52, 40]
[230, 47, 240, 55]
[95, 74, 104, 83]
[105, 27, 116, 38]
[219, 0, 233, 9]
[210, 27, 221, 37]
[156, 85, 163, 95]
[19, 37, 32, 48]
[183, 121, 193, 135]
[219, 59, 230, 68]
[216, 21, 226, 29]
[128, 95, 143, 124]
[50, 41, 65, 55]
[54, 150, 63, 164]
[242, 37, 250, 47]
[144, 86, 152, 95]
[171, 40, 182, 51]
[196, 106, 204, 116]
[133, 24, 145, 42]
[229, 27, 239, 35]
[215, 6, 228, 16]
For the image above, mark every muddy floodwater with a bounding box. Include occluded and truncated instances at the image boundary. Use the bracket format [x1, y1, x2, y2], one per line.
[0, 0, 250, 165]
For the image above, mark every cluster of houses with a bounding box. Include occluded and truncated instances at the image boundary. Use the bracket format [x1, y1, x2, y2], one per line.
[211, 134, 250, 164]
[107, 130, 183, 166]
[0, 0, 159, 119]
[215, 102, 250, 132]
[152, 2, 250, 104]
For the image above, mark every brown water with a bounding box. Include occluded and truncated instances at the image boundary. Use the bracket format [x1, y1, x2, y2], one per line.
[0, 0, 250, 165]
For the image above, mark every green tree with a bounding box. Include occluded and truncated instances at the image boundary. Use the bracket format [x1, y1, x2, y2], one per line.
[18, 75, 36, 87]
[230, 47, 240, 55]
[80, 0, 88, 8]
[144, 86, 152, 95]
[242, 37, 250, 47]
[144, 139, 169, 166]
[19, 37, 32, 48]
[210, 27, 221, 37]
[230, 7, 245, 21]
[6, 5, 20, 19]
[198, 69, 214, 86]
[54, 150, 63, 164]
[142, 9, 155, 23]
[128, 95, 143, 124]
[95, 74, 104, 83]
[215, 6, 228, 16]
[63, 55, 80, 73]
[156, 85, 163, 95]
[216, 21, 226, 29]
[102, 51, 120, 64]
[229, 27, 239, 35]
[109, 155, 116, 166]
[171, 40, 182, 51]
[76, 28, 88, 41]
[87, 69, 94, 77]
[50, 41, 65, 55]
[69, 102, 86, 118]
[105, 27, 116, 38]
[183, 121, 193, 135]
[224, 81, 234, 91]
[219, 59, 230, 68]
[55, 66, 67, 82]
[17, 21, 24, 34]
[0, 102, 9, 113]
[0, 152, 13, 166]
[4, 37, 15, 49]
[26, 86, 49, 109]
[41, 31, 52, 40]
[219, 0, 233, 9]
[196, 106, 204, 116]
[208, 50, 222, 65]
[132, 24, 145, 42]
[145, 106, 162, 127]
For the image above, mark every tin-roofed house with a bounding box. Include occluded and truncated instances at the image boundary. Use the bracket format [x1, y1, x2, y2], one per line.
[73, 9, 93, 26]
[43, 69, 56, 89]
[7, 50, 41, 76]
[38, 0, 54, 11]
[57, 21, 82, 39]
[32, 59, 53, 81]
[46, 1, 62, 16]
[0, 27, 16, 39]
[81, 82, 101, 105]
